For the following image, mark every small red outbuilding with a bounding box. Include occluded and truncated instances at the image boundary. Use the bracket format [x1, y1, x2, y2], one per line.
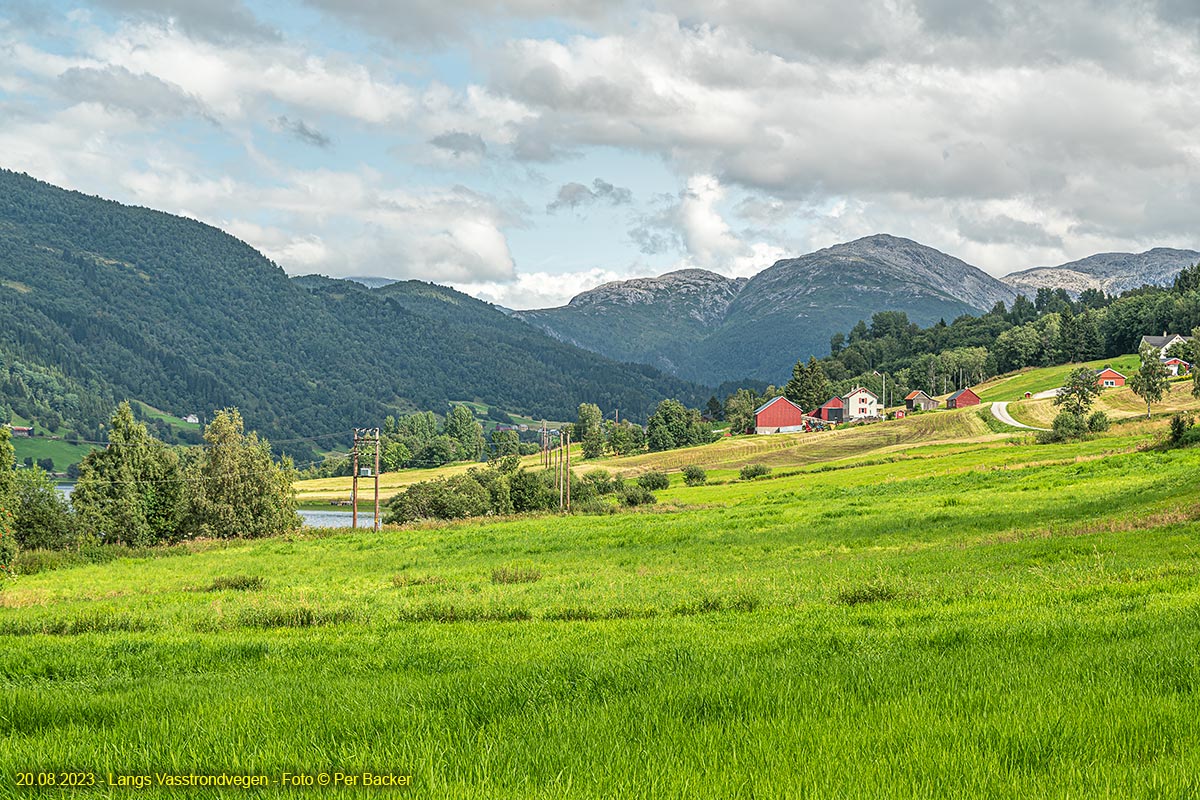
[946, 388, 981, 408]
[1095, 367, 1126, 387]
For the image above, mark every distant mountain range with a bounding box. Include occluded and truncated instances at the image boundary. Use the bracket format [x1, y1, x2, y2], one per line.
[518, 235, 1017, 385]
[516, 237, 1199, 385]
[1001, 248, 1200, 296]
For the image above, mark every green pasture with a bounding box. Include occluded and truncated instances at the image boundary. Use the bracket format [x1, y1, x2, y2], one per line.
[4, 421, 1200, 797]
[974, 354, 1141, 402]
[135, 401, 201, 432]
[10, 437, 96, 473]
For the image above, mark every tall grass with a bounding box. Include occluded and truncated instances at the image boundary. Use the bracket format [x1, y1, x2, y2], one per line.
[4, 425, 1200, 797]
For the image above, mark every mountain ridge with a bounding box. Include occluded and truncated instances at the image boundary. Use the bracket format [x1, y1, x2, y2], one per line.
[1002, 247, 1200, 296]
[518, 234, 1017, 385]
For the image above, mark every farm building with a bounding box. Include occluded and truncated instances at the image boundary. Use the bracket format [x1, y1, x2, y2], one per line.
[753, 396, 807, 434]
[945, 388, 980, 408]
[843, 387, 879, 420]
[1095, 367, 1126, 387]
[7, 425, 31, 437]
[904, 390, 938, 412]
[1162, 358, 1190, 376]
[811, 396, 844, 424]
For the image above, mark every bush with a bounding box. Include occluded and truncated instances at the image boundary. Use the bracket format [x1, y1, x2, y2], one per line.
[1038, 410, 1088, 444]
[1086, 411, 1110, 433]
[740, 463, 771, 480]
[12, 467, 76, 551]
[637, 470, 670, 491]
[1169, 413, 1193, 445]
[0, 505, 15, 584]
[682, 465, 707, 486]
[582, 470, 619, 496]
[618, 484, 657, 507]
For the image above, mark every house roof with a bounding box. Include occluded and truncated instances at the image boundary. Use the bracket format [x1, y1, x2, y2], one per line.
[905, 390, 931, 400]
[821, 396, 844, 408]
[1095, 367, 1126, 377]
[947, 388, 978, 401]
[753, 396, 804, 416]
[1142, 334, 1192, 348]
[1162, 358, 1190, 366]
[843, 387, 878, 401]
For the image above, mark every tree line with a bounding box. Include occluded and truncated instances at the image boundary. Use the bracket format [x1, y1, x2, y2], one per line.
[0, 401, 298, 580]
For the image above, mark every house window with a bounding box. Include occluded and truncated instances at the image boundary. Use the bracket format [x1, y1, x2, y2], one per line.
[1104, 380, 1115, 387]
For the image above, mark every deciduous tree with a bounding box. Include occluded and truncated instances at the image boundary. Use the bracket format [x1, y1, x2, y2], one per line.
[1130, 343, 1169, 419]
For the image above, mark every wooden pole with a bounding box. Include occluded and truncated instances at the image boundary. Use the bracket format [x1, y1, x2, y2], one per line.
[373, 427, 381, 531]
[351, 428, 359, 530]
[565, 430, 570, 511]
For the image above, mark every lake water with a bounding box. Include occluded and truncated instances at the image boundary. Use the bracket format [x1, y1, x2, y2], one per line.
[297, 509, 358, 528]
[59, 484, 360, 529]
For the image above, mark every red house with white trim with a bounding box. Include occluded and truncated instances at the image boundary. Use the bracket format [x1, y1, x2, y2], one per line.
[1095, 367, 1126, 387]
[754, 396, 807, 434]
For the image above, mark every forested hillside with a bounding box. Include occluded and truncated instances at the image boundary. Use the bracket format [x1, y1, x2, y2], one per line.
[0, 170, 705, 462]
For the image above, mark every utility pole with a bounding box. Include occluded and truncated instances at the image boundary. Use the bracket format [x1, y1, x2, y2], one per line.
[565, 430, 570, 511]
[351, 429, 359, 529]
[373, 428, 381, 531]
[351, 428, 382, 530]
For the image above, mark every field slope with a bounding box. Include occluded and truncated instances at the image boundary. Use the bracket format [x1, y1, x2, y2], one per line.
[4, 421, 1200, 797]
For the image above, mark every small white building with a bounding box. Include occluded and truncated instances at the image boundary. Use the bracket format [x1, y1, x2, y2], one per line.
[842, 387, 879, 421]
[184, 414, 200, 424]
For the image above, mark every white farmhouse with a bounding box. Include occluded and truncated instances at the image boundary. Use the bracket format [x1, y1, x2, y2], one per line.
[842, 387, 879, 421]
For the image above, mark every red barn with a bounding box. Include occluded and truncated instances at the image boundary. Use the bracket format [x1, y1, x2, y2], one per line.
[811, 396, 845, 424]
[946, 388, 981, 408]
[1095, 367, 1126, 387]
[754, 396, 807, 434]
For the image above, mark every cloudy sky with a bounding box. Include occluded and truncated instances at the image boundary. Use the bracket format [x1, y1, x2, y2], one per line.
[2, 1, 1198, 308]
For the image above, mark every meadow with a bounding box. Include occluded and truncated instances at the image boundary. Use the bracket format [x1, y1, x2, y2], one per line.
[3, 411, 1200, 798]
[972, 353, 1142, 402]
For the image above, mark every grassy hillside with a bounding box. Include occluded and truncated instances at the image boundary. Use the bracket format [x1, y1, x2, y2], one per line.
[1007, 377, 1197, 427]
[4, 422, 1200, 797]
[974, 354, 1141, 402]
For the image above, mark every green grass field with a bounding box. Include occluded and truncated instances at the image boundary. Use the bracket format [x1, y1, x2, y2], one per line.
[10, 437, 97, 474]
[4, 416, 1200, 797]
[974, 354, 1142, 402]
